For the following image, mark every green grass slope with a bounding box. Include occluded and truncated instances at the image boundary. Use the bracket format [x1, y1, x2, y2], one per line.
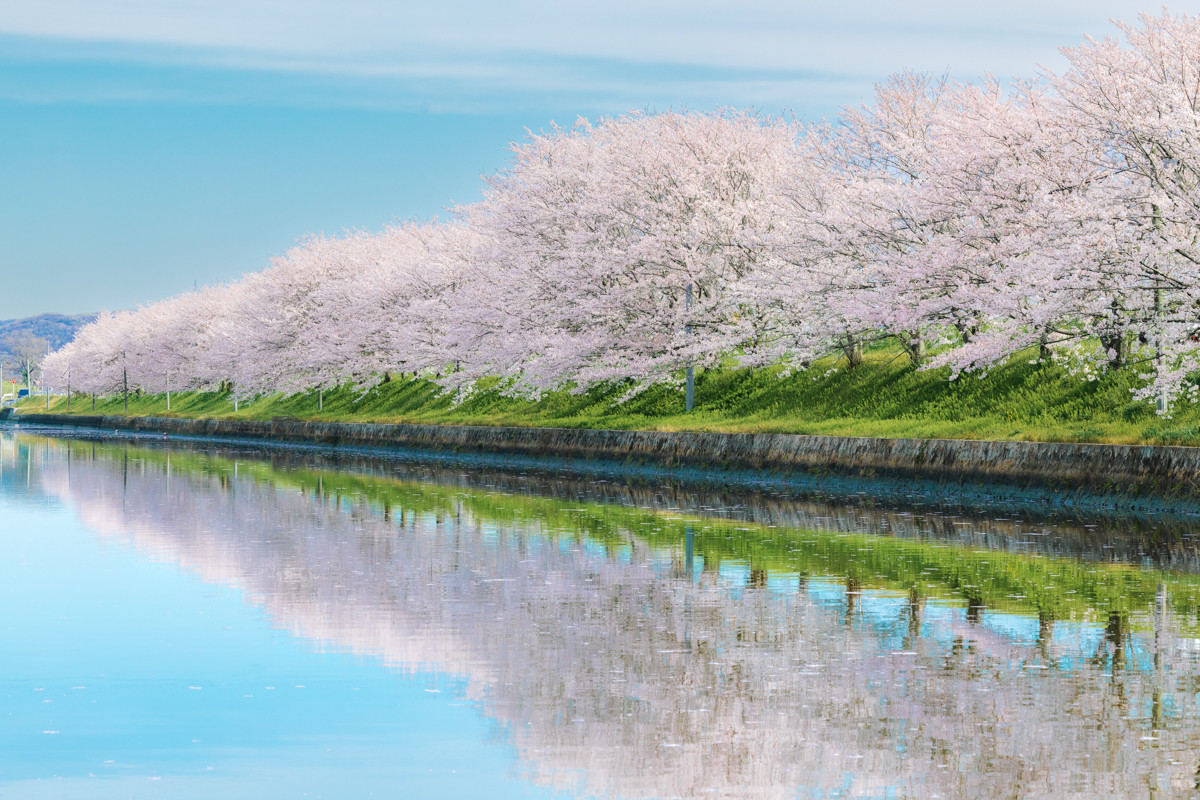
[22, 348, 1200, 445]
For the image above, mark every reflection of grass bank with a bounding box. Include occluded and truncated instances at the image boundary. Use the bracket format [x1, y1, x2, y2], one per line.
[23, 347, 1200, 445]
[63, 437, 1200, 631]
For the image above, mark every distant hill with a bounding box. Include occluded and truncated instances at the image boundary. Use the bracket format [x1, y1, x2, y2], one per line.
[0, 313, 95, 355]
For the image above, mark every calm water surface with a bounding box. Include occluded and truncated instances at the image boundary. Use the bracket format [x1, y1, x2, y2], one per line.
[5, 431, 1200, 798]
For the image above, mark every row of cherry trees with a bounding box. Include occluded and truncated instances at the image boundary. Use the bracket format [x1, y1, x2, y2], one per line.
[43, 11, 1200, 410]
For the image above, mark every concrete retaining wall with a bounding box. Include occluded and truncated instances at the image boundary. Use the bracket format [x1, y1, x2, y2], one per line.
[11, 413, 1200, 499]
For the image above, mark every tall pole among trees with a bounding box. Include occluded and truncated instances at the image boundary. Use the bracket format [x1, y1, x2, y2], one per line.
[685, 283, 694, 413]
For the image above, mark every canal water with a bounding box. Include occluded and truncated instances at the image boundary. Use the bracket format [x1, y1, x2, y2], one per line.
[5, 430, 1200, 799]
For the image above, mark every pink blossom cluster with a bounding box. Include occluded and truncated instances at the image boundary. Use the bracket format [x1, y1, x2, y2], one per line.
[42, 11, 1200, 411]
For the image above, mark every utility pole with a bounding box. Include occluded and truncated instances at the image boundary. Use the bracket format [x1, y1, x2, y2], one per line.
[685, 282, 694, 412]
[1152, 204, 1169, 416]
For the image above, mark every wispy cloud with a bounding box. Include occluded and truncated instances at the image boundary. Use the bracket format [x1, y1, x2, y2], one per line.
[0, 0, 1171, 114]
[0, 34, 869, 116]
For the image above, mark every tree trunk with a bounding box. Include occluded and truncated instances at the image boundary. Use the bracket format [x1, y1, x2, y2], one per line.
[899, 333, 927, 367]
[1099, 331, 1125, 369]
[842, 335, 864, 370]
[955, 318, 979, 344]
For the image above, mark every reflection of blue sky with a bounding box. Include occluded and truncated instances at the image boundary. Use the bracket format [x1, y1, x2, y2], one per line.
[784, 575, 1128, 666]
[5, 434, 1191, 797]
[0, 498, 568, 799]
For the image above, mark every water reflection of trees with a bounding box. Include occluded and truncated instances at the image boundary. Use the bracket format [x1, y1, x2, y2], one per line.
[25, 439, 1200, 798]
[53, 435, 1200, 568]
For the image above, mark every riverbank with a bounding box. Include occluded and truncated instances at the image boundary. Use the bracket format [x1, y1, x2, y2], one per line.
[12, 413, 1200, 504]
[21, 354, 1200, 446]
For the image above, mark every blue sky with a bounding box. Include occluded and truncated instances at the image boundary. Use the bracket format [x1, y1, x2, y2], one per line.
[0, 0, 1174, 319]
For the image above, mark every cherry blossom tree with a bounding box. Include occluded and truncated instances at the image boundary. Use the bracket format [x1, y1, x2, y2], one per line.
[451, 110, 794, 398]
[303, 220, 474, 391]
[36, 8, 1200, 417]
[1045, 9, 1200, 407]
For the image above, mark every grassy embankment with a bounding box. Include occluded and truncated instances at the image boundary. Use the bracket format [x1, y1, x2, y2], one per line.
[20, 346, 1200, 445]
